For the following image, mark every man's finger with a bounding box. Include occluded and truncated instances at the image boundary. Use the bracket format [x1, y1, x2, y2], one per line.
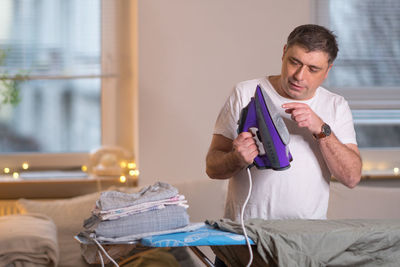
[290, 108, 308, 116]
[237, 131, 253, 140]
[282, 102, 308, 109]
[284, 108, 295, 114]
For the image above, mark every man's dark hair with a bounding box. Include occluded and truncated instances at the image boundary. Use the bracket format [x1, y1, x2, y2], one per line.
[286, 24, 339, 64]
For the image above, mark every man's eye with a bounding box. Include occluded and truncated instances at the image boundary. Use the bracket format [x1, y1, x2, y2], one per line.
[309, 67, 318, 73]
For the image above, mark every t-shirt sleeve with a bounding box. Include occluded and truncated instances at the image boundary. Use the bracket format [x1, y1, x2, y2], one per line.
[213, 87, 243, 141]
[333, 97, 357, 145]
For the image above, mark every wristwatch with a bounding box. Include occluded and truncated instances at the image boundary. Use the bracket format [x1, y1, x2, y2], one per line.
[313, 123, 331, 139]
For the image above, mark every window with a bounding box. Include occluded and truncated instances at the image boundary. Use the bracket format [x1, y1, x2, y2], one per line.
[314, 0, 400, 175]
[0, 0, 137, 177]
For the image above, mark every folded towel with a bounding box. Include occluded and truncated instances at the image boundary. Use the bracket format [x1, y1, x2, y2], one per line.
[86, 205, 189, 238]
[0, 213, 59, 267]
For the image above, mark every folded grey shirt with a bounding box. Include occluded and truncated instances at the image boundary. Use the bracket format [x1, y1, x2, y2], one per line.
[97, 181, 178, 211]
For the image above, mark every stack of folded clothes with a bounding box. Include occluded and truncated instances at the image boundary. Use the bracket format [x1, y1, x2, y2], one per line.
[82, 181, 200, 243]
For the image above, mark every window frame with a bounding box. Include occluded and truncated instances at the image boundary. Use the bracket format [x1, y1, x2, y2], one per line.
[0, 0, 138, 175]
[311, 0, 400, 177]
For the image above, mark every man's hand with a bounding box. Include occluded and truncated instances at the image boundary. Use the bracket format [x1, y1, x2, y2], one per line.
[282, 102, 323, 135]
[206, 132, 258, 179]
[282, 103, 361, 188]
[233, 131, 259, 166]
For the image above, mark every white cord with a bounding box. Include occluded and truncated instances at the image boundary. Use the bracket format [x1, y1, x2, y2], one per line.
[97, 250, 104, 267]
[240, 167, 253, 267]
[93, 238, 120, 267]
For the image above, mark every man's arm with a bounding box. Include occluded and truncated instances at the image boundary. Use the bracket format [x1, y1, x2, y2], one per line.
[317, 135, 361, 188]
[282, 102, 362, 188]
[206, 132, 258, 179]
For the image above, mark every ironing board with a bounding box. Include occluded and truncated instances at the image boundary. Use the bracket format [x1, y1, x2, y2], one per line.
[75, 224, 254, 267]
[141, 224, 254, 266]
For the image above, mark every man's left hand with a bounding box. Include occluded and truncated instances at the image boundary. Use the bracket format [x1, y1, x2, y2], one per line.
[282, 102, 323, 135]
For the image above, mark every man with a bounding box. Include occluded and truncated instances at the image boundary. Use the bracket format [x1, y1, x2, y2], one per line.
[206, 24, 362, 222]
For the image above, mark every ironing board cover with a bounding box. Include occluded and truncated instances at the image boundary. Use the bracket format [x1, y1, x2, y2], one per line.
[141, 225, 254, 247]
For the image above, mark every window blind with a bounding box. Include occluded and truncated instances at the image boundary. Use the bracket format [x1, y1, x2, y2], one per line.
[0, 0, 104, 154]
[315, 0, 400, 108]
[314, 0, 400, 148]
[0, 0, 101, 78]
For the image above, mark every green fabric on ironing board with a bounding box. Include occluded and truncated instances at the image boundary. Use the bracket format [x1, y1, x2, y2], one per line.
[207, 218, 400, 267]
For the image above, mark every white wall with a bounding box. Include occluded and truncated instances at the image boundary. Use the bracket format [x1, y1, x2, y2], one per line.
[137, 0, 311, 184]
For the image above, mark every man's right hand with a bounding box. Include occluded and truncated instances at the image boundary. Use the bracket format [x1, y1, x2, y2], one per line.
[232, 131, 259, 167]
[206, 133, 258, 179]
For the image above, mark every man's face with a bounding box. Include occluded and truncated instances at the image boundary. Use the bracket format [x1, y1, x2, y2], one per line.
[278, 44, 332, 100]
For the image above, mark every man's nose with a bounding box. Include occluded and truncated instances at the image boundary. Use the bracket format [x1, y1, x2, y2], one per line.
[293, 66, 306, 81]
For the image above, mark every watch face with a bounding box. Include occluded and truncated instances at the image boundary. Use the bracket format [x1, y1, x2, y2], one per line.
[322, 123, 331, 136]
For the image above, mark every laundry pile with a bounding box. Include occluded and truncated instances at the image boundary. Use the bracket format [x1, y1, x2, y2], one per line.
[82, 181, 195, 242]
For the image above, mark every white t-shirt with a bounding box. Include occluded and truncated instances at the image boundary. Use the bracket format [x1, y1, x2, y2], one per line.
[213, 77, 357, 221]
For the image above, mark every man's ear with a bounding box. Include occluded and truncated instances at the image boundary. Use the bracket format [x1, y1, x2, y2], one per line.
[324, 64, 333, 79]
[282, 45, 288, 60]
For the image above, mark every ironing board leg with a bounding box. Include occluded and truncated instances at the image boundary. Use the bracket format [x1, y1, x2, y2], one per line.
[189, 246, 215, 267]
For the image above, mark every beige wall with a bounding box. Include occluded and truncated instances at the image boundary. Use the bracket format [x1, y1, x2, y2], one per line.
[137, 0, 311, 184]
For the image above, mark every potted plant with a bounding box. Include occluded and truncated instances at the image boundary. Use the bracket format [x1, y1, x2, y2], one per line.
[0, 48, 27, 106]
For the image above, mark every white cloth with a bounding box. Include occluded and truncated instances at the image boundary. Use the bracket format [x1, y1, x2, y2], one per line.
[213, 77, 356, 221]
[0, 213, 59, 267]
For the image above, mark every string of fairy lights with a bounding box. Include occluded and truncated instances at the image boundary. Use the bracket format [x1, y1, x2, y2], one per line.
[2, 161, 140, 183]
[95, 160, 140, 183]
[2, 162, 30, 179]
[2, 162, 400, 181]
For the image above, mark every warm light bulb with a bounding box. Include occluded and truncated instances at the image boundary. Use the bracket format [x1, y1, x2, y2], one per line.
[13, 172, 19, 179]
[4, 168, 10, 174]
[81, 165, 88, 172]
[127, 162, 136, 169]
[22, 162, 29, 170]
[362, 162, 372, 172]
[119, 175, 127, 183]
[394, 167, 399, 175]
[120, 161, 127, 168]
[133, 170, 140, 177]
[129, 170, 135, 176]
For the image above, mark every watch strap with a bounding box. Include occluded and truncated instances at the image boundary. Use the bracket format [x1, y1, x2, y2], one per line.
[314, 132, 327, 139]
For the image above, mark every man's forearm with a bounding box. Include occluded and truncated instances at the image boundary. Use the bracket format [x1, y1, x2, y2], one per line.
[317, 133, 362, 188]
[206, 150, 246, 179]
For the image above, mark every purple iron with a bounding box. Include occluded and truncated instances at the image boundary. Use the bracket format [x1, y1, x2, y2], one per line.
[238, 84, 292, 170]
